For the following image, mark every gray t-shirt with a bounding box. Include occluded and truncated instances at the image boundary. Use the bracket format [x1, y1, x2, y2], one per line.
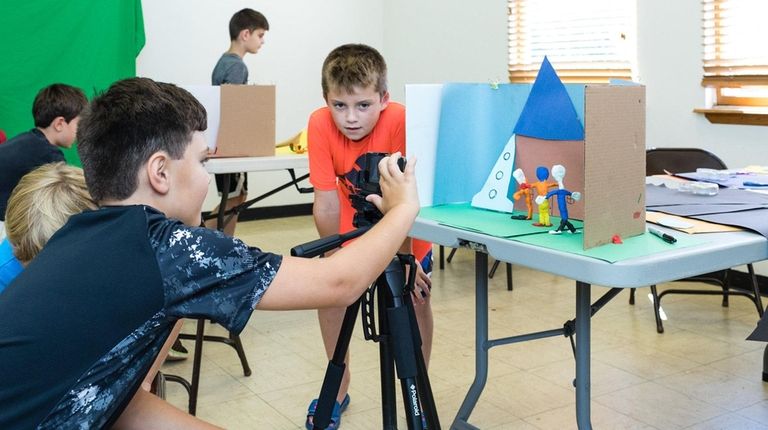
[211, 53, 248, 85]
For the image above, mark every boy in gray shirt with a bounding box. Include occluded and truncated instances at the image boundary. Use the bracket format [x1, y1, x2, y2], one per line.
[208, 8, 270, 236]
[212, 8, 269, 85]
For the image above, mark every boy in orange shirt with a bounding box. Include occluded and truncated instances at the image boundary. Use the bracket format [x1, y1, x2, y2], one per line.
[306, 44, 433, 429]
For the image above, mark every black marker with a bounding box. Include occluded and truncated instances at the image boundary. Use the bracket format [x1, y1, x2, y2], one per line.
[648, 227, 677, 244]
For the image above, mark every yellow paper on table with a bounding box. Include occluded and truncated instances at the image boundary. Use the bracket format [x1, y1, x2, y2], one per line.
[646, 211, 743, 234]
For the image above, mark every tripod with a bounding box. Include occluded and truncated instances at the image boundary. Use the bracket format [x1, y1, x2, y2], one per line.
[291, 228, 440, 430]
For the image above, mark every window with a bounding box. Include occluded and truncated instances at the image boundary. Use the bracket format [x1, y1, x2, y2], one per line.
[507, 0, 635, 83]
[697, 0, 768, 125]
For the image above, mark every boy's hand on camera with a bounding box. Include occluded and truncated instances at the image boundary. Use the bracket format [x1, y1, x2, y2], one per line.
[365, 152, 419, 217]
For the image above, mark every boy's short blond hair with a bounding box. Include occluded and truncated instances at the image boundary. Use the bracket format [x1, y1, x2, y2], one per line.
[5, 163, 96, 264]
[321, 44, 388, 99]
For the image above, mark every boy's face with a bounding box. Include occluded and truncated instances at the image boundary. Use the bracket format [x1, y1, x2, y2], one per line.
[326, 85, 389, 142]
[166, 131, 211, 226]
[244, 28, 266, 54]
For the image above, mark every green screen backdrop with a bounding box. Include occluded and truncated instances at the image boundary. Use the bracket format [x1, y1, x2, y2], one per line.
[0, 0, 145, 166]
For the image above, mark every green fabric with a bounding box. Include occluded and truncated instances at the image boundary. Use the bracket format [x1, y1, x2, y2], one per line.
[419, 203, 709, 263]
[0, 0, 145, 166]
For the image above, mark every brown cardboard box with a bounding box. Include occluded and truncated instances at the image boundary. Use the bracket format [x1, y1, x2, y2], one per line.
[214, 85, 275, 157]
[181, 84, 276, 157]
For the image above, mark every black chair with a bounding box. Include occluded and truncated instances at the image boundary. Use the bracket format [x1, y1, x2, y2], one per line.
[630, 147, 764, 333]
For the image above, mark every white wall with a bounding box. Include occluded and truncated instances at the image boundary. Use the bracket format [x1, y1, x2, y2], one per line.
[382, 0, 509, 104]
[137, 0, 383, 210]
[636, 0, 768, 168]
[137, 1, 768, 279]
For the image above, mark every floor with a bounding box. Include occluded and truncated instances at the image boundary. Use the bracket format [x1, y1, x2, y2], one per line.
[161, 215, 768, 429]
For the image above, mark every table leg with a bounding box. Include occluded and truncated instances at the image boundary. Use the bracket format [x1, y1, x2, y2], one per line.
[575, 281, 593, 429]
[451, 251, 488, 430]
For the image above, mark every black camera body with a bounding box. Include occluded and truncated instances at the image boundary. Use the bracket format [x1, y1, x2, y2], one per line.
[347, 152, 406, 228]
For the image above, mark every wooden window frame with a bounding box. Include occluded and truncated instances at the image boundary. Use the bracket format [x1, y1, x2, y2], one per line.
[697, 0, 768, 125]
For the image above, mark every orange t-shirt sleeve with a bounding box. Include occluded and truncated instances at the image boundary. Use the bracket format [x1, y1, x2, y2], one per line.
[307, 108, 338, 192]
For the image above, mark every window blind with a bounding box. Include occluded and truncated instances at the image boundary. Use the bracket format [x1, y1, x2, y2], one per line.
[508, 0, 634, 83]
[702, 0, 768, 87]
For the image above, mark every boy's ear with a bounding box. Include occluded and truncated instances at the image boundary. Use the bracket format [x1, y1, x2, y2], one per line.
[145, 151, 171, 195]
[51, 116, 67, 132]
[239, 28, 251, 41]
[380, 91, 390, 110]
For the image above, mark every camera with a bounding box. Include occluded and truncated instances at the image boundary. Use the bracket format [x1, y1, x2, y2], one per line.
[346, 152, 406, 228]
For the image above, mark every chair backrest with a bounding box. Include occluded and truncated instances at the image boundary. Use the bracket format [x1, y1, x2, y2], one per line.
[645, 147, 728, 176]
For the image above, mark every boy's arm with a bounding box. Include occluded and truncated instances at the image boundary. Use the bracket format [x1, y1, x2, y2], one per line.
[313, 189, 341, 241]
[258, 154, 419, 310]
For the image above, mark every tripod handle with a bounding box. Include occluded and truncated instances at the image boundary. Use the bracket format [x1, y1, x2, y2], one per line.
[290, 225, 372, 258]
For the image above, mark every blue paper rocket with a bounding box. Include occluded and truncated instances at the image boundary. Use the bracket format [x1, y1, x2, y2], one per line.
[513, 57, 585, 141]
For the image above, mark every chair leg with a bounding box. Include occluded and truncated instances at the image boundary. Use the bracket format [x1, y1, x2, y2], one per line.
[229, 331, 252, 376]
[748, 264, 765, 317]
[650, 284, 664, 333]
[489, 260, 500, 278]
[439, 245, 445, 270]
[446, 247, 458, 263]
[506, 263, 513, 291]
[188, 318, 205, 415]
[722, 269, 731, 307]
[629, 288, 635, 305]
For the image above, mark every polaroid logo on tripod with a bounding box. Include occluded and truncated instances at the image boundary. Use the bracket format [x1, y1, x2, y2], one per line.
[409, 384, 420, 416]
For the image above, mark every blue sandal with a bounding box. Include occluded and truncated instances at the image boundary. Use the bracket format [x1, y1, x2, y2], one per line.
[305, 394, 350, 430]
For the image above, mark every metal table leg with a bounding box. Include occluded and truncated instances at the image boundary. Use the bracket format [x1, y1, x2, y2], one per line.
[575, 281, 593, 429]
[451, 252, 488, 430]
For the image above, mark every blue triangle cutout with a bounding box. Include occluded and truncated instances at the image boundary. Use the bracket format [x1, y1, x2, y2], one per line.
[513, 57, 584, 140]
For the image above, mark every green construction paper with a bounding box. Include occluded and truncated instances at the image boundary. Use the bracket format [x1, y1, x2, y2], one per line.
[419, 203, 583, 238]
[511, 229, 710, 263]
[419, 203, 710, 263]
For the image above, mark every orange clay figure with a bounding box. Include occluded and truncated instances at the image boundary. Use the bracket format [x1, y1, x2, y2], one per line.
[512, 168, 533, 219]
[530, 166, 557, 227]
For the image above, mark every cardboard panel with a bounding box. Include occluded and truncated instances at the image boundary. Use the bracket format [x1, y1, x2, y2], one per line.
[583, 85, 646, 249]
[215, 85, 275, 157]
[514, 135, 585, 219]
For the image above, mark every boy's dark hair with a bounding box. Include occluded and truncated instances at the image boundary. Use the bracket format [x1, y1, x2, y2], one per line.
[322, 44, 388, 99]
[229, 8, 269, 40]
[32, 84, 88, 128]
[76, 77, 207, 202]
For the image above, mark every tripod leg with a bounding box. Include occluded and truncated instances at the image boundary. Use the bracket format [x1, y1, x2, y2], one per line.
[377, 283, 399, 429]
[378, 257, 440, 429]
[312, 298, 362, 430]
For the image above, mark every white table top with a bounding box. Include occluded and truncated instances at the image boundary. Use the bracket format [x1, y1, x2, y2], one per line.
[204, 155, 308, 174]
[411, 217, 768, 289]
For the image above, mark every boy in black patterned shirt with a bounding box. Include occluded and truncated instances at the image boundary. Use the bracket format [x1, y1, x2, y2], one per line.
[0, 77, 420, 429]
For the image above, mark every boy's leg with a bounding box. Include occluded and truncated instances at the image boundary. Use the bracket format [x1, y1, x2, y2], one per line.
[415, 251, 434, 366]
[414, 298, 434, 366]
[317, 307, 352, 402]
[113, 389, 222, 430]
